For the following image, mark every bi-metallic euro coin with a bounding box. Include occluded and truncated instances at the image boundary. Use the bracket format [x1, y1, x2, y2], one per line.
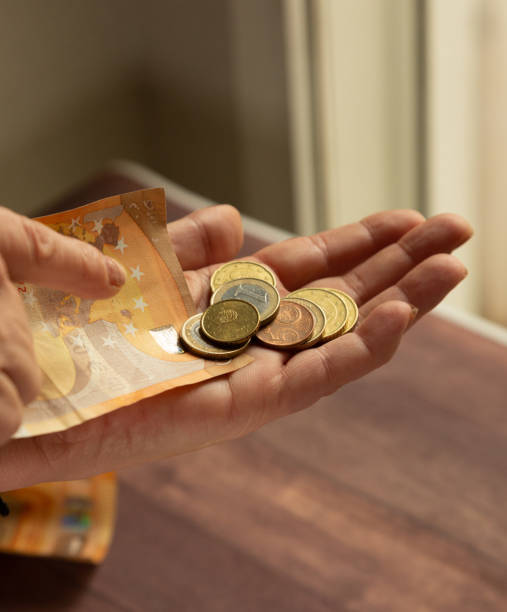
[324, 288, 359, 334]
[256, 300, 314, 349]
[287, 288, 348, 342]
[201, 299, 260, 345]
[210, 261, 276, 292]
[211, 278, 280, 325]
[180, 313, 250, 359]
[282, 296, 326, 348]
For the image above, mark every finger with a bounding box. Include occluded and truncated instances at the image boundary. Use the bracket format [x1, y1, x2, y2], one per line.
[254, 209, 425, 290]
[0, 258, 42, 404]
[0, 371, 24, 445]
[275, 300, 413, 418]
[320, 213, 472, 304]
[358, 253, 468, 322]
[167, 205, 244, 270]
[0, 207, 126, 299]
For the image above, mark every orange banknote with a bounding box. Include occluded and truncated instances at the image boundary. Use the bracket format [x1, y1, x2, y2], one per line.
[0, 473, 116, 563]
[14, 188, 252, 438]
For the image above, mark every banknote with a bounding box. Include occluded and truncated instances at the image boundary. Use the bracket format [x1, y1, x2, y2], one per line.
[14, 188, 252, 438]
[0, 473, 116, 563]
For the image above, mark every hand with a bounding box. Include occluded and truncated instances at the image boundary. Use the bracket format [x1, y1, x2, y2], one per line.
[0, 205, 472, 489]
[0, 207, 126, 446]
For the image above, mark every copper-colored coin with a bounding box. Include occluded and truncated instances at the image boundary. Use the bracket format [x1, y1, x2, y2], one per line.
[282, 296, 326, 348]
[256, 300, 314, 349]
[323, 288, 359, 334]
[180, 313, 250, 359]
[201, 299, 260, 345]
[211, 278, 280, 325]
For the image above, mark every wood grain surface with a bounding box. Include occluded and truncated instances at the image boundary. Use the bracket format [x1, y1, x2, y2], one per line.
[1, 171, 506, 611]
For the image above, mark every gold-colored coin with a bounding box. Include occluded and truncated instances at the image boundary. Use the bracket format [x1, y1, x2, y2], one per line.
[201, 299, 260, 345]
[180, 313, 250, 359]
[210, 261, 276, 292]
[282, 297, 326, 348]
[211, 278, 280, 325]
[323, 288, 359, 334]
[286, 288, 348, 341]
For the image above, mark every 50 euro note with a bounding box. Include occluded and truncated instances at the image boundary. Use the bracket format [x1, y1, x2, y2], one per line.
[14, 187, 252, 438]
[0, 473, 116, 564]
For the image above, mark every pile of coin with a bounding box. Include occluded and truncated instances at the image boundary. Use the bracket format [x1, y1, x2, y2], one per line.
[179, 261, 359, 359]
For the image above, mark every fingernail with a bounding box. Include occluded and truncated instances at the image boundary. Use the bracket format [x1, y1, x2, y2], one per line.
[409, 304, 419, 321]
[106, 257, 126, 287]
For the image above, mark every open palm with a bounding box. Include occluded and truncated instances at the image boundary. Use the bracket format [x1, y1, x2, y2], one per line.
[0, 205, 472, 490]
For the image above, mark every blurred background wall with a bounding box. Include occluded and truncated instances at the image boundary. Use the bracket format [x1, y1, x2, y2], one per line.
[0, 0, 506, 326]
[0, 0, 293, 229]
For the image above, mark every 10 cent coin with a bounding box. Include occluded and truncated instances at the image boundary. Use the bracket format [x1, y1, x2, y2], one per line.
[287, 288, 348, 341]
[180, 313, 250, 359]
[201, 299, 260, 345]
[324, 288, 359, 334]
[210, 261, 277, 292]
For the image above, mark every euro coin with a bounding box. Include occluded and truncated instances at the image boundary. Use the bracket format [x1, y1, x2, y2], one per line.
[180, 314, 250, 359]
[211, 278, 280, 325]
[201, 299, 260, 345]
[287, 288, 347, 341]
[210, 261, 276, 292]
[256, 300, 314, 349]
[323, 288, 359, 334]
[282, 296, 326, 348]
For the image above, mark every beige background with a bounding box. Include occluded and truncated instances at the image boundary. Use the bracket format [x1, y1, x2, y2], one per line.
[0, 0, 293, 230]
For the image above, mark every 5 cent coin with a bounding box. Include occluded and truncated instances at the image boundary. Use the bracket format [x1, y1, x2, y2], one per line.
[256, 299, 314, 349]
[282, 296, 326, 348]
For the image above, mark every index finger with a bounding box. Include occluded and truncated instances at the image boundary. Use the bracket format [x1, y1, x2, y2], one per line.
[0, 207, 126, 298]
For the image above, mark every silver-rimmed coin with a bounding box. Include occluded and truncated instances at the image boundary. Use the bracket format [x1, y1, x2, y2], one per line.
[211, 277, 280, 325]
[180, 313, 250, 359]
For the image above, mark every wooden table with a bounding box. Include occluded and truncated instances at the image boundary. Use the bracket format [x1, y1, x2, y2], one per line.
[1, 163, 506, 611]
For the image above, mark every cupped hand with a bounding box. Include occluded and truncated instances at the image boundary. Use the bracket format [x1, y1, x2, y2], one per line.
[0, 207, 126, 445]
[0, 205, 472, 490]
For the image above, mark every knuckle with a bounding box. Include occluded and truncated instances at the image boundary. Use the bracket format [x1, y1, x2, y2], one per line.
[0, 374, 23, 442]
[21, 217, 57, 267]
[76, 242, 106, 285]
[0, 254, 9, 285]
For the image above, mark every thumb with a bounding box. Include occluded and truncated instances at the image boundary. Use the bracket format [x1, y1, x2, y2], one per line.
[0, 207, 126, 298]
